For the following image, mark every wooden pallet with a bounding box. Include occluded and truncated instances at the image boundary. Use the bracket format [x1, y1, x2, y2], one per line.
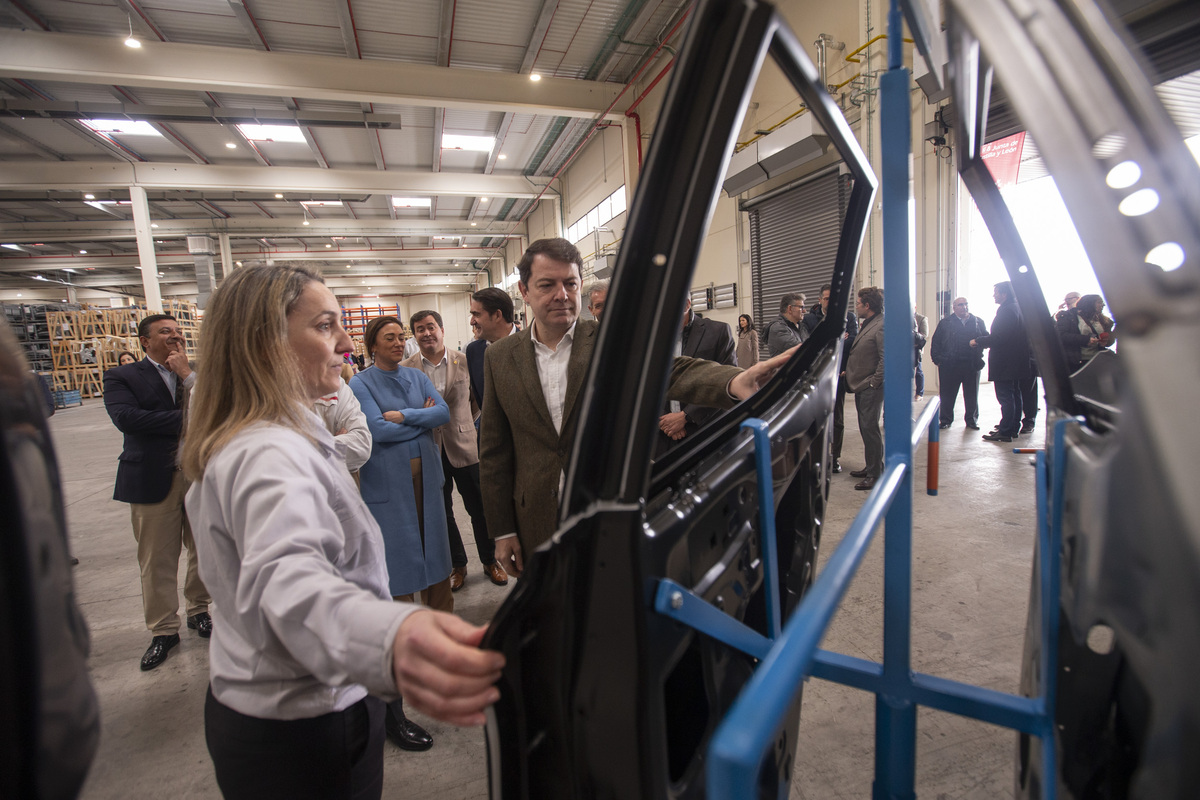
[71, 366, 104, 398]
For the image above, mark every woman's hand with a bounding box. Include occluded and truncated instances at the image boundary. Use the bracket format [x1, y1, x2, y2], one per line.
[392, 610, 505, 727]
[383, 410, 406, 424]
[423, 396, 436, 408]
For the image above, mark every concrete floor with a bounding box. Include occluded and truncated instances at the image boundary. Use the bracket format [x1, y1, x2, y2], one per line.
[54, 388, 1038, 799]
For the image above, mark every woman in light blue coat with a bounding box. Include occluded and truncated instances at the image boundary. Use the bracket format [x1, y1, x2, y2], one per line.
[350, 315, 451, 752]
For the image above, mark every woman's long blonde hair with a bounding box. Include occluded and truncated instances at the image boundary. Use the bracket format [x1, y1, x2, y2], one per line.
[181, 264, 323, 480]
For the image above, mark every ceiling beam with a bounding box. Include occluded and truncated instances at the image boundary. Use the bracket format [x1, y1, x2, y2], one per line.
[226, 0, 269, 51]
[0, 217, 524, 241]
[0, 30, 627, 120]
[0, 99, 407, 129]
[1, 0, 50, 31]
[0, 119, 68, 160]
[0, 160, 555, 198]
[0, 248, 498, 271]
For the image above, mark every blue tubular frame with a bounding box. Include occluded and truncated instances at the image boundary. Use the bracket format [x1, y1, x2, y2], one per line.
[654, 3, 1068, 796]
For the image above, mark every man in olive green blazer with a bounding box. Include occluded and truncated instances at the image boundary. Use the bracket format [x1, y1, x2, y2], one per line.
[479, 238, 790, 576]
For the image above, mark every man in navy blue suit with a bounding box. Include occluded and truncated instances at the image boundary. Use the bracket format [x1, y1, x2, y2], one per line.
[465, 287, 517, 410]
[104, 314, 211, 670]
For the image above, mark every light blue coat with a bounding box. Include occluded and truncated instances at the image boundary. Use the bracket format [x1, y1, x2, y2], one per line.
[350, 366, 450, 596]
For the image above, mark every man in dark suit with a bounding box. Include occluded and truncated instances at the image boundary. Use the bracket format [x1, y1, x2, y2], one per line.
[479, 238, 792, 577]
[971, 281, 1033, 443]
[658, 297, 738, 450]
[930, 297, 988, 430]
[103, 313, 211, 670]
[465, 287, 516, 410]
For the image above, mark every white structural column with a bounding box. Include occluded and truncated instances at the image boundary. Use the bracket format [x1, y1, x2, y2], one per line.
[620, 116, 641, 198]
[218, 233, 233, 280]
[128, 186, 163, 312]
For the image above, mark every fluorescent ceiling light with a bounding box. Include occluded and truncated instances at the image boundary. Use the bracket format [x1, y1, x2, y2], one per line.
[81, 119, 162, 137]
[432, 236, 458, 241]
[442, 134, 495, 152]
[275, 193, 284, 199]
[84, 193, 95, 200]
[392, 197, 432, 208]
[300, 200, 343, 207]
[236, 124, 307, 143]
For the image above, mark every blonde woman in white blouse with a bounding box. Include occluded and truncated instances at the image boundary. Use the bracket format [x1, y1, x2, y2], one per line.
[182, 264, 503, 800]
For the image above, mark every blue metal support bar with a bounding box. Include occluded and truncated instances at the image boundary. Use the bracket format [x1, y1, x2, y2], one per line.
[707, 462, 907, 797]
[910, 398, 941, 451]
[876, 0, 917, 794]
[743, 418, 783, 639]
[653, 578, 771, 660]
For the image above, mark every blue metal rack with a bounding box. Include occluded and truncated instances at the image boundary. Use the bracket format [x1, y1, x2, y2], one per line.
[652, 2, 1068, 796]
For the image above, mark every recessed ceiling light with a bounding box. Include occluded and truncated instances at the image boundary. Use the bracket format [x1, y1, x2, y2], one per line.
[392, 197, 432, 208]
[235, 261, 242, 266]
[480, 197, 489, 202]
[225, 142, 237, 149]
[275, 193, 284, 199]
[79, 249, 87, 254]
[157, 272, 165, 277]
[150, 223, 158, 228]
[470, 222, 477, 226]
[15, 293, 20, 297]
[529, 73, 542, 82]
[237, 123, 307, 143]
[325, 243, 332, 248]
[84, 193, 95, 200]
[81, 119, 160, 136]
[498, 154, 507, 160]
[442, 134, 495, 152]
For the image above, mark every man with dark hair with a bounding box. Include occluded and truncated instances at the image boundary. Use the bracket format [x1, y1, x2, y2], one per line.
[585, 278, 610, 320]
[845, 287, 885, 490]
[480, 238, 791, 577]
[971, 281, 1032, 443]
[466, 287, 517, 410]
[104, 313, 211, 670]
[803, 284, 858, 472]
[931, 297, 988, 430]
[658, 297, 738, 450]
[402, 310, 507, 591]
[765, 292, 808, 355]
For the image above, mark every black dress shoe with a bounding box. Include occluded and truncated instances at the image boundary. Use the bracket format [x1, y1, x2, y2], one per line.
[187, 612, 213, 638]
[982, 431, 1013, 443]
[849, 468, 870, 478]
[830, 459, 842, 474]
[1019, 422, 1035, 434]
[140, 634, 180, 671]
[385, 701, 433, 751]
[966, 423, 980, 430]
[854, 477, 877, 491]
[938, 422, 952, 429]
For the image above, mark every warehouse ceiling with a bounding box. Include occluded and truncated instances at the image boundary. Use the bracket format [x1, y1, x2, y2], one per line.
[0, 0, 691, 302]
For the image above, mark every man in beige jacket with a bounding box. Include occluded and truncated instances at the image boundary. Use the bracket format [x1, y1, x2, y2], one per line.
[403, 310, 507, 591]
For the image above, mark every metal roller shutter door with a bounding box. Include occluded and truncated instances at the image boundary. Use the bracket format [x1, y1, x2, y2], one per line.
[748, 171, 852, 356]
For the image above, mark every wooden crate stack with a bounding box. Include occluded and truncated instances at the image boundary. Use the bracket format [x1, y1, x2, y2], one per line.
[49, 302, 200, 398]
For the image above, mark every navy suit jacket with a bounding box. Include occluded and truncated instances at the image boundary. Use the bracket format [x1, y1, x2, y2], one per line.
[465, 338, 487, 410]
[103, 359, 184, 505]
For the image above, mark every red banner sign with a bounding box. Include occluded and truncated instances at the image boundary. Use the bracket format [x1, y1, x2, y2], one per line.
[980, 131, 1027, 188]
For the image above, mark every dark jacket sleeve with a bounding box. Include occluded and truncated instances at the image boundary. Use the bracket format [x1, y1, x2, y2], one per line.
[930, 320, 949, 366]
[103, 368, 182, 437]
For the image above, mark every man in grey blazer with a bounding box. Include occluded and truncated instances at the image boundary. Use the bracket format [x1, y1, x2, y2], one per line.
[403, 310, 507, 591]
[844, 286, 885, 491]
[480, 238, 794, 576]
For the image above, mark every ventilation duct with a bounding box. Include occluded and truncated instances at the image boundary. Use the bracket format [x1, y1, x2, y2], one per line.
[723, 113, 828, 195]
